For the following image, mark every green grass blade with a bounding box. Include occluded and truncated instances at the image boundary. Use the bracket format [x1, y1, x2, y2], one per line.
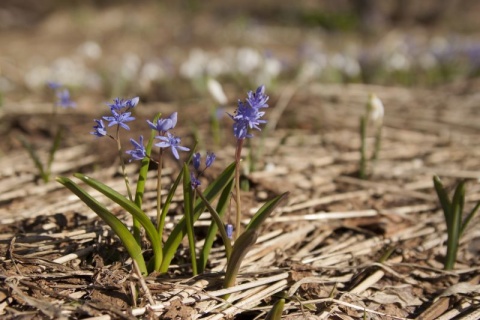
[433, 176, 452, 226]
[182, 164, 197, 275]
[73, 173, 162, 272]
[56, 176, 147, 274]
[198, 178, 234, 273]
[461, 201, 480, 236]
[134, 113, 161, 242]
[46, 127, 63, 180]
[246, 192, 289, 232]
[444, 181, 465, 270]
[160, 162, 236, 273]
[19, 136, 47, 182]
[223, 228, 258, 299]
[265, 298, 285, 320]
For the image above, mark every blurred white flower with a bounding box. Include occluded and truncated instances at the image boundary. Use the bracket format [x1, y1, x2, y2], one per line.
[206, 57, 228, 77]
[385, 52, 410, 71]
[139, 60, 167, 92]
[236, 47, 262, 75]
[77, 41, 102, 60]
[297, 52, 327, 82]
[180, 48, 209, 79]
[255, 55, 282, 87]
[207, 78, 228, 105]
[367, 93, 384, 123]
[24, 65, 51, 90]
[121, 53, 141, 80]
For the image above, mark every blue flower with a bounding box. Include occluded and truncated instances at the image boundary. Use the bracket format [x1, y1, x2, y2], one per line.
[155, 132, 189, 160]
[205, 152, 216, 168]
[246, 85, 269, 109]
[147, 112, 177, 132]
[102, 110, 135, 130]
[232, 119, 251, 140]
[47, 81, 62, 90]
[126, 136, 146, 161]
[90, 119, 107, 137]
[229, 86, 269, 140]
[190, 172, 201, 189]
[193, 152, 201, 171]
[226, 224, 234, 239]
[232, 100, 266, 131]
[56, 89, 76, 109]
[107, 97, 139, 111]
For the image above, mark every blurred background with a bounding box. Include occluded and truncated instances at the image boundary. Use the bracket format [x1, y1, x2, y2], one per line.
[1, 0, 480, 108]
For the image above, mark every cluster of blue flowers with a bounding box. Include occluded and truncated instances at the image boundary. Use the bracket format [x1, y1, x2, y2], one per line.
[91, 98, 190, 162]
[228, 85, 269, 139]
[90, 97, 139, 138]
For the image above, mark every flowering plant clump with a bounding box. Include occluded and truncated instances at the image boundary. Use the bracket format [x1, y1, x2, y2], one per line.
[57, 85, 288, 295]
[20, 82, 76, 182]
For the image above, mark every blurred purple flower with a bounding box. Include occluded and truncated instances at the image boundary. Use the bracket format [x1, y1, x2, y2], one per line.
[56, 89, 76, 109]
[47, 81, 62, 90]
[155, 132, 189, 160]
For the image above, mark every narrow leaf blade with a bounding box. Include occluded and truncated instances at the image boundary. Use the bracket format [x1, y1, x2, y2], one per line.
[57, 176, 147, 274]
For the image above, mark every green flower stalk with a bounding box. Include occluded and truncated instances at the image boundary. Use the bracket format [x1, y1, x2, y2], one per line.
[228, 85, 269, 239]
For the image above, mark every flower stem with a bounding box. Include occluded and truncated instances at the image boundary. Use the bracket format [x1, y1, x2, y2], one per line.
[115, 127, 133, 201]
[114, 126, 137, 241]
[156, 148, 164, 233]
[234, 139, 244, 240]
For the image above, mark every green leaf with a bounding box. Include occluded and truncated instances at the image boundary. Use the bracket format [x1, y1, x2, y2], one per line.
[444, 181, 465, 270]
[223, 228, 258, 299]
[183, 164, 197, 275]
[246, 192, 289, 232]
[73, 173, 162, 272]
[160, 162, 236, 273]
[57, 176, 147, 274]
[198, 178, 234, 273]
[265, 298, 285, 320]
[433, 176, 452, 226]
[461, 201, 480, 236]
[133, 113, 161, 242]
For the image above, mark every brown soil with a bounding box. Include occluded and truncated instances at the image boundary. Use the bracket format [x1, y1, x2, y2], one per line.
[1, 1, 480, 319]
